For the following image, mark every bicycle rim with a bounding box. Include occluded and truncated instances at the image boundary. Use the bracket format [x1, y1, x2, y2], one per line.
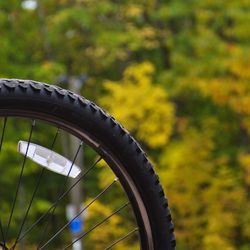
[0, 79, 175, 250]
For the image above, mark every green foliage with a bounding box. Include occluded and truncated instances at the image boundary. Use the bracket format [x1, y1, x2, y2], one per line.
[1, 0, 250, 249]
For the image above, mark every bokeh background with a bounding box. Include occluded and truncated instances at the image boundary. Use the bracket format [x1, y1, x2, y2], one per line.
[1, 0, 250, 249]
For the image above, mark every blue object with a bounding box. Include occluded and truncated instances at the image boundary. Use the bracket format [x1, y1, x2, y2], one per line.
[69, 217, 83, 234]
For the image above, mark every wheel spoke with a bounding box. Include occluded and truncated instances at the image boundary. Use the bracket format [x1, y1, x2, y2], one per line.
[63, 202, 130, 250]
[0, 219, 5, 246]
[15, 156, 102, 245]
[0, 117, 7, 152]
[39, 178, 119, 250]
[0, 79, 166, 250]
[5, 120, 36, 242]
[0, 118, 7, 246]
[11, 128, 60, 250]
[104, 228, 139, 250]
[36, 141, 84, 248]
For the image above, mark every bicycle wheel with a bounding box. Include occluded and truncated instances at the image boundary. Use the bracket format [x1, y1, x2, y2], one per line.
[0, 79, 175, 250]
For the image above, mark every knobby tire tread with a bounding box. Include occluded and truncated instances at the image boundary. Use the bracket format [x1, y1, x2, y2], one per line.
[0, 79, 176, 250]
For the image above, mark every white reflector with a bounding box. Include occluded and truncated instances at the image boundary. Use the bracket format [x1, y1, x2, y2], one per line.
[18, 141, 81, 178]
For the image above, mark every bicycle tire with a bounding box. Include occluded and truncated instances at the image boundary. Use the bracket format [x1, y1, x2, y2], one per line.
[0, 78, 176, 250]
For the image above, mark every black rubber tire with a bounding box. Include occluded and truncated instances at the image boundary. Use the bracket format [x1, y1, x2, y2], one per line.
[0, 79, 176, 250]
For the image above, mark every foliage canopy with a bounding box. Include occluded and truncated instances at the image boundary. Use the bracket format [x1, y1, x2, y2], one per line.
[1, 0, 250, 249]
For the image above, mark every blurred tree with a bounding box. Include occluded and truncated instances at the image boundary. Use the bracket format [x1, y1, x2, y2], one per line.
[101, 62, 175, 149]
[1, 0, 250, 249]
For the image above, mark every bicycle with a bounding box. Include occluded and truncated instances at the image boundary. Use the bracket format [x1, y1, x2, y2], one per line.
[0, 79, 175, 250]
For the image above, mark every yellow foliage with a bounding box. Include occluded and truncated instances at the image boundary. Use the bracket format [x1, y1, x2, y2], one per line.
[196, 78, 250, 115]
[189, 47, 250, 119]
[100, 62, 175, 148]
[125, 24, 159, 50]
[97, 159, 117, 188]
[123, 4, 143, 18]
[160, 128, 214, 247]
[230, 57, 250, 80]
[239, 153, 250, 186]
[203, 234, 235, 250]
[160, 125, 244, 249]
[204, 166, 244, 236]
[242, 117, 250, 135]
[85, 46, 107, 59]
